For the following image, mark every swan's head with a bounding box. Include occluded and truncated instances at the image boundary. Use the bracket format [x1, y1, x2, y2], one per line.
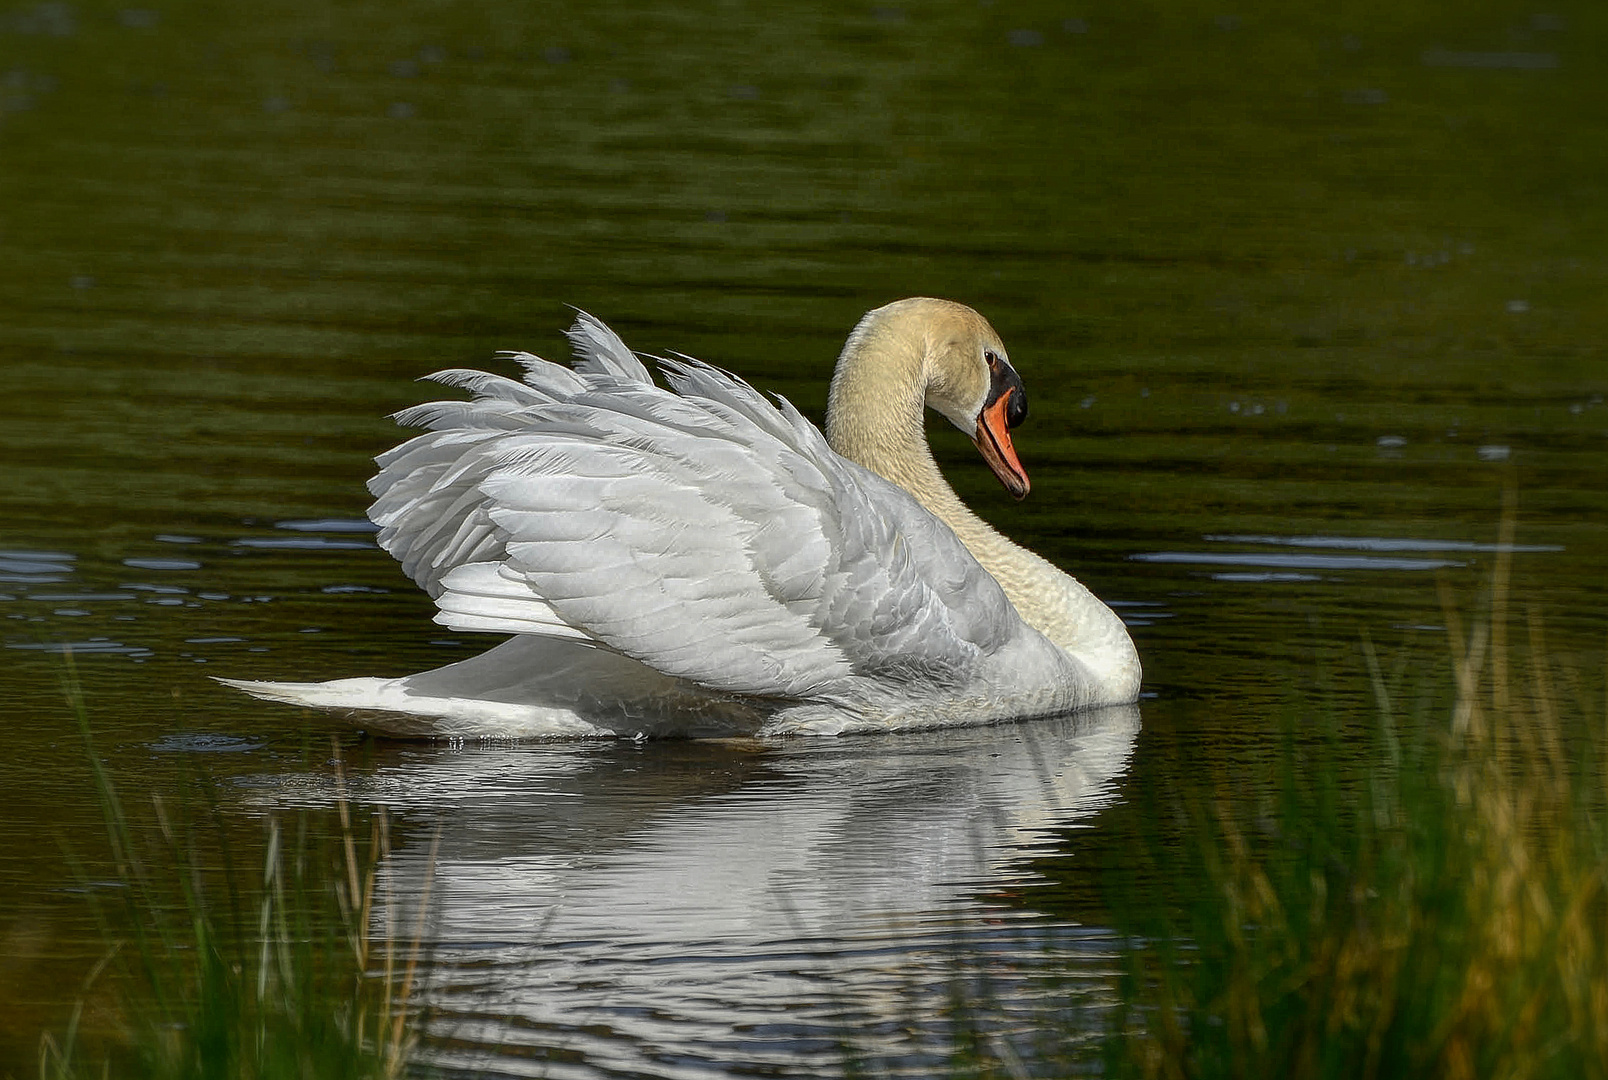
[832, 297, 1031, 499]
[916, 302, 1031, 500]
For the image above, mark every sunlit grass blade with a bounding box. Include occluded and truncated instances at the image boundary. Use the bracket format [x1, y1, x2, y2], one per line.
[1102, 503, 1608, 1079]
[40, 676, 432, 1080]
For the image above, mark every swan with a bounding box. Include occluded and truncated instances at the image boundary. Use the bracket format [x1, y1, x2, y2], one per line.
[223, 298, 1141, 737]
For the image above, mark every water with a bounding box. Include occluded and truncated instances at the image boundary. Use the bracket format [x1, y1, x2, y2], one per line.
[2, 0, 1605, 1073]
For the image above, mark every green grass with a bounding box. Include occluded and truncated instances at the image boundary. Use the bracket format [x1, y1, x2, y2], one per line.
[35, 659, 431, 1080]
[1102, 519, 1608, 1078]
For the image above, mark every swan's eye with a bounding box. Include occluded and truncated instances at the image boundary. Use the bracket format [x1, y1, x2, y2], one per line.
[984, 350, 1001, 370]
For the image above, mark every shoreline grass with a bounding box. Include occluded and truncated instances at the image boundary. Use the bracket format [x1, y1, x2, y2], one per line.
[1102, 520, 1608, 1078]
[33, 659, 432, 1080]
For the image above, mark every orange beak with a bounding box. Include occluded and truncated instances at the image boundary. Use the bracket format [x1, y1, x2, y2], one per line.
[973, 389, 1029, 499]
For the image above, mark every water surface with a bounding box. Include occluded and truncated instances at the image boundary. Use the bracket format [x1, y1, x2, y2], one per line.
[2, 0, 1604, 1073]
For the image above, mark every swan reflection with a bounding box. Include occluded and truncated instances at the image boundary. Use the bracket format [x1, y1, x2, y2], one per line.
[256, 706, 1139, 1075]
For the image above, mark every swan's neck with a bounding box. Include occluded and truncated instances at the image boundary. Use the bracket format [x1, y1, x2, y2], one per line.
[825, 332, 1138, 694]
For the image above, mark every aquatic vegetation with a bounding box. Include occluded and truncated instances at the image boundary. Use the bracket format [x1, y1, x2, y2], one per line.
[1103, 536, 1608, 1078]
[36, 661, 431, 1080]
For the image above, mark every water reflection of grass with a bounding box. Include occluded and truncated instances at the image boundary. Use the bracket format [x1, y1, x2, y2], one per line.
[1104, 549, 1608, 1077]
[38, 661, 430, 1080]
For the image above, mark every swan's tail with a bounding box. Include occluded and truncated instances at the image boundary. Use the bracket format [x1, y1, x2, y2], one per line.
[215, 675, 630, 738]
[215, 675, 403, 711]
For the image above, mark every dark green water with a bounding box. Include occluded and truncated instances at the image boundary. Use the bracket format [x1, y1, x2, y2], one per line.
[2, 0, 1605, 1074]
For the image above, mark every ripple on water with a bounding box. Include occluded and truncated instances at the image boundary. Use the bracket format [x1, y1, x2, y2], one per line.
[1132, 533, 1565, 580]
[1202, 534, 1562, 553]
[224, 518, 378, 551]
[1211, 571, 1324, 583]
[148, 732, 266, 754]
[1109, 600, 1176, 627]
[31, 593, 138, 603]
[276, 518, 379, 533]
[122, 583, 188, 594]
[0, 550, 75, 583]
[232, 537, 374, 550]
[5, 639, 154, 658]
[122, 557, 203, 571]
[1132, 551, 1463, 572]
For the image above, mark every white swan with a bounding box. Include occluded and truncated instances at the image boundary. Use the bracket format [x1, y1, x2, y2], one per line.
[224, 298, 1140, 737]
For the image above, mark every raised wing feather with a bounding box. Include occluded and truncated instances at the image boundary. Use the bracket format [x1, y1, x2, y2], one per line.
[564, 309, 653, 383]
[367, 315, 1023, 702]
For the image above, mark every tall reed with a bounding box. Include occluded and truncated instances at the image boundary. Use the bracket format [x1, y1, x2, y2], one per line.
[1104, 516, 1608, 1078]
[36, 659, 433, 1080]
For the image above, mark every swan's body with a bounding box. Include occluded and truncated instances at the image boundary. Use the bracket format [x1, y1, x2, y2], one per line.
[224, 299, 1140, 737]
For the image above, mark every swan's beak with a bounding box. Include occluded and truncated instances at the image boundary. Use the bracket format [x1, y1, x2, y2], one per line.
[973, 362, 1030, 499]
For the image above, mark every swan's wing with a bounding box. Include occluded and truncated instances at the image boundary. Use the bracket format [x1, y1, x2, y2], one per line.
[367, 316, 1023, 701]
[563, 308, 654, 383]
